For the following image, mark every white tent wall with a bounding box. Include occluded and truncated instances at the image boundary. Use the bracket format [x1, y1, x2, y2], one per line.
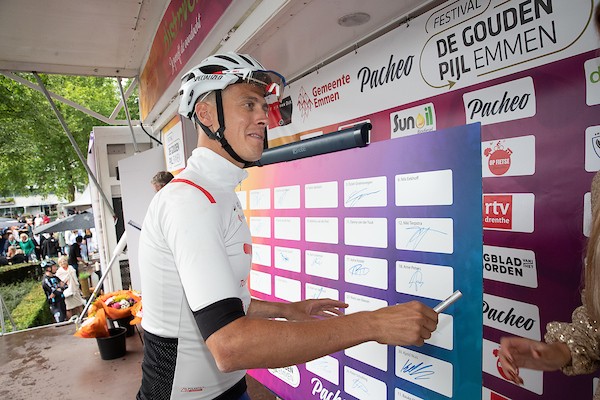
[88, 126, 152, 292]
[118, 146, 166, 291]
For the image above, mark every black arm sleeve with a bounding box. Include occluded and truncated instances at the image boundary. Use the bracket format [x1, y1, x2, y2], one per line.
[192, 297, 245, 341]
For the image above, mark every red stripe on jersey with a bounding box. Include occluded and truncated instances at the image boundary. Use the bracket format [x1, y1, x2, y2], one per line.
[243, 243, 252, 255]
[171, 178, 216, 203]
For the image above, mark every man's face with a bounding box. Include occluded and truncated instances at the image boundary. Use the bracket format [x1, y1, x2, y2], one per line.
[219, 83, 269, 165]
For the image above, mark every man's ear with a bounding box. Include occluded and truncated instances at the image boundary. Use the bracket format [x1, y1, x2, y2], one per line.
[194, 101, 213, 126]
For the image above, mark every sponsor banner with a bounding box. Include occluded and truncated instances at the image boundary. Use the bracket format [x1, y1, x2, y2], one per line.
[482, 135, 535, 177]
[483, 193, 535, 232]
[483, 387, 512, 400]
[140, 0, 232, 119]
[390, 103, 437, 138]
[483, 245, 537, 288]
[585, 125, 600, 172]
[483, 293, 541, 340]
[265, 0, 596, 144]
[585, 56, 600, 106]
[162, 118, 185, 173]
[483, 338, 543, 395]
[463, 77, 536, 125]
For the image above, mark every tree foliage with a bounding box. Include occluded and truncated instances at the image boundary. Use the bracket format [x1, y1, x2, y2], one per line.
[0, 74, 139, 201]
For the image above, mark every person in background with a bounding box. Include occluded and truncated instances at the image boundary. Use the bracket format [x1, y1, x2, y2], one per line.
[41, 233, 60, 259]
[41, 259, 67, 323]
[19, 233, 35, 261]
[8, 248, 27, 264]
[67, 235, 86, 276]
[0, 230, 8, 256]
[137, 52, 439, 400]
[150, 170, 174, 192]
[55, 255, 84, 319]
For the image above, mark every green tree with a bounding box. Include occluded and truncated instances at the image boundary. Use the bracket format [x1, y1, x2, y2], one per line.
[0, 73, 138, 201]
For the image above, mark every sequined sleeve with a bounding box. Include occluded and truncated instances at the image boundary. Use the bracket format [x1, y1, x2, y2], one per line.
[545, 304, 600, 375]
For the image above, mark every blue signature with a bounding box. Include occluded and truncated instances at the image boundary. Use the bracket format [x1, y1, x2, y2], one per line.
[352, 378, 369, 393]
[400, 360, 434, 380]
[279, 251, 290, 262]
[311, 358, 332, 374]
[310, 256, 322, 267]
[409, 269, 424, 291]
[404, 226, 447, 250]
[311, 286, 325, 299]
[348, 263, 370, 276]
[345, 188, 380, 207]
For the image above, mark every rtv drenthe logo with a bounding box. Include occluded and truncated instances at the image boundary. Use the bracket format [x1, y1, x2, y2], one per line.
[390, 103, 436, 139]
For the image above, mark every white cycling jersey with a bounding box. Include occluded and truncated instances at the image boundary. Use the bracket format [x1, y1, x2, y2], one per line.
[138, 147, 252, 400]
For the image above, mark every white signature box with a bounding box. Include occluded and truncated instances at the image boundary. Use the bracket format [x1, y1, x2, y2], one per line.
[395, 387, 424, 400]
[305, 250, 339, 280]
[395, 260, 454, 301]
[344, 176, 387, 207]
[306, 355, 339, 385]
[274, 246, 301, 273]
[425, 313, 454, 350]
[395, 347, 453, 398]
[249, 217, 271, 238]
[344, 366, 387, 400]
[274, 185, 300, 209]
[251, 243, 271, 267]
[236, 191, 247, 210]
[274, 276, 301, 302]
[305, 181, 338, 208]
[395, 218, 453, 254]
[344, 255, 388, 290]
[305, 283, 339, 301]
[395, 169, 453, 206]
[306, 217, 338, 244]
[344, 292, 388, 371]
[274, 217, 300, 241]
[249, 188, 271, 210]
[345, 218, 388, 248]
[249, 270, 271, 295]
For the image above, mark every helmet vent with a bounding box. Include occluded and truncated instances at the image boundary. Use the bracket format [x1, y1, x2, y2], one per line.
[238, 54, 256, 66]
[214, 54, 239, 64]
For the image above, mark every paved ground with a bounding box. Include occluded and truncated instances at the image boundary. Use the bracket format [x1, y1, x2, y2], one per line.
[0, 323, 277, 400]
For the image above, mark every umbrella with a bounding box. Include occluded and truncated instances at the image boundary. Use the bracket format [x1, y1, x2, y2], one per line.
[33, 212, 95, 234]
[0, 218, 25, 229]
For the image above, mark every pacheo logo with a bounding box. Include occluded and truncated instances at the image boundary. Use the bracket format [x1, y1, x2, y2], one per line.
[390, 103, 436, 138]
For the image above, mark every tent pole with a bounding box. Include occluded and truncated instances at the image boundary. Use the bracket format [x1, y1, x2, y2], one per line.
[76, 231, 128, 325]
[116, 77, 140, 153]
[32, 72, 116, 219]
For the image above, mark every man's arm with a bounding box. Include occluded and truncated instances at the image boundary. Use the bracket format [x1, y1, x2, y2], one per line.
[206, 300, 437, 373]
[247, 298, 347, 320]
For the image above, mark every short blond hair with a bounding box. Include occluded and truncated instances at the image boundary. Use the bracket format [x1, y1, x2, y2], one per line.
[58, 255, 68, 265]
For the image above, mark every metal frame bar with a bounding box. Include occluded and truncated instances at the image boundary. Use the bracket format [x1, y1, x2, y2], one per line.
[77, 232, 128, 325]
[32, 72, 116, 218]
[0, 72, 140, 126]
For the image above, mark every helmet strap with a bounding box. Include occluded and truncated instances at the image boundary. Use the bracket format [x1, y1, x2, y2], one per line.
[194, 89, 256, 168]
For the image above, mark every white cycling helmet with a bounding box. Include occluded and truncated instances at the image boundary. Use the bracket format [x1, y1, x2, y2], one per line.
[177, 52, 285, 167]
[178, 52, 285, 119]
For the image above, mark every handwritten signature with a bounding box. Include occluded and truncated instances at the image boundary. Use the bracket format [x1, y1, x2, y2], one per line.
[400, 360, 435, 380]
[345, 188, 380, 207]
[311, 286, 325, 299]
[404, 226, 447, 250]
[351, 378, 369, 393]
[348, 263, 370, 276]
[409, 269, 424, 291]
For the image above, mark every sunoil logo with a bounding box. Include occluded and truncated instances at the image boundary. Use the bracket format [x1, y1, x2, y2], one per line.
[390, 103, 436, 138]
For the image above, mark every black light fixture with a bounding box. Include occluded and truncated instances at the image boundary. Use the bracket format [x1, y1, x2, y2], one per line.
[254, 122, 371, 167]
